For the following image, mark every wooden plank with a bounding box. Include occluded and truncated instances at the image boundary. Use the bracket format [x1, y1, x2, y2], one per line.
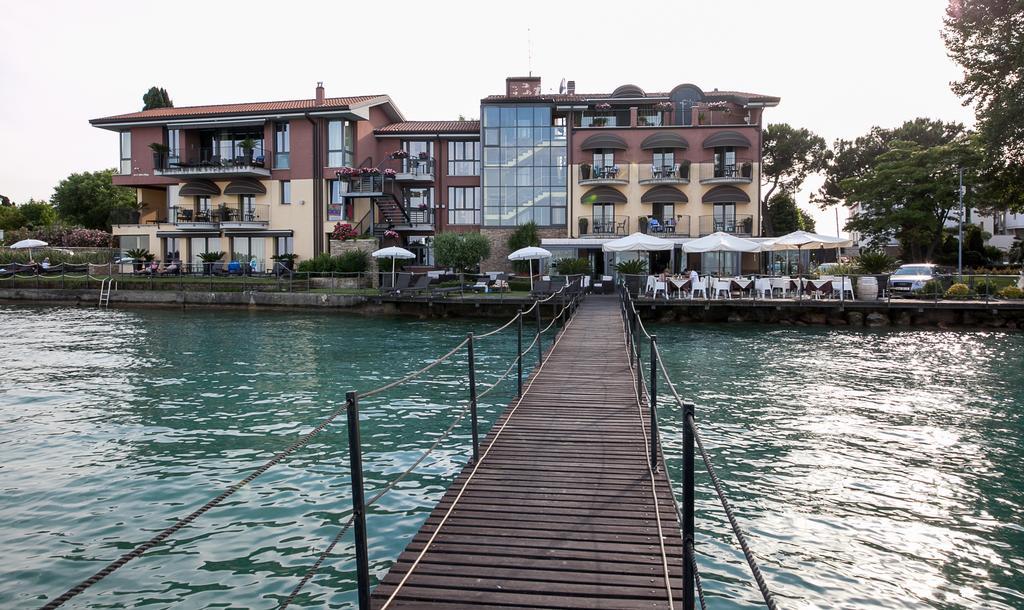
[370, 297, 682, 609]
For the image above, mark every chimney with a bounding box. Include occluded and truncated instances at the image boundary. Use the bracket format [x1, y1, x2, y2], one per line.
[315, 82, 325, 106]
[566, 80, 576, 95]
[505, 76, 541, 97]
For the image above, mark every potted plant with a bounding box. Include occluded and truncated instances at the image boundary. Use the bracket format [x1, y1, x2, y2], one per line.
[239, 137, 256, 164]
[199, 251, 225, 275]
[578, 217, 588, 236]
[741, 161, 753, 178]
[614, 258, 649, 294]
[678, 160, 691, 180]
[638, 216, 649, 234]
[124, 248, 151, 271]
[271, 252, 298, 271]
[148, 142, 170, 170]
[580, 163, 592, 180]
[698, 112, 706, 125]
[592, 117, 608, 127]
[740, 217, 753, 234]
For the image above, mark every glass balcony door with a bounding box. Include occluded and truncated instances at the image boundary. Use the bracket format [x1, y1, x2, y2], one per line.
[593, 203, 615, 234]
[713, 147, 737, 178]
[713, 203, 736, 233]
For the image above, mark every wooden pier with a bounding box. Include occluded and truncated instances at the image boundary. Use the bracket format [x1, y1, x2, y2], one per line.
[371, 296, 683, 609]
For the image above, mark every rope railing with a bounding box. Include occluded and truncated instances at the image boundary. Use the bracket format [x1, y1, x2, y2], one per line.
[618, 285, 780, 610]
[38, 284, 585, 610]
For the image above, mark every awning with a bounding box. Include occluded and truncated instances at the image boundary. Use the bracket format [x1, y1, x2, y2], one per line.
[640, 132, 689, 150]
[580, 133, 627, 150]
[178, 180, 220, 196]
[702, 130, 752, 148]
[580, 186, 627, 205]
[641, 185, 688, 203]
[702, 185, 751, 203]
[224, 178, 267, 195]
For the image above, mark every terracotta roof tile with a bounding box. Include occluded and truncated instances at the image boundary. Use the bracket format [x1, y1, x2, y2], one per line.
[481, 89, 779, 104]
[91, 95, 389, 123]
[375, 120, 480, 134]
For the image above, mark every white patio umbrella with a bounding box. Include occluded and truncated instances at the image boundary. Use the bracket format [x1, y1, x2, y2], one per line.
[372, 246, 416, 289]
[682, 231, 762, 277]
[507, 246, 551, 290]
[9, 239, 48, 260]
[601, 232, 674, 253]
[760, 230, 853, 275]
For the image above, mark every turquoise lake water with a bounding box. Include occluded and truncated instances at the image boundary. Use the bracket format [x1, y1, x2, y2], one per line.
[0, 304, 1021, 609]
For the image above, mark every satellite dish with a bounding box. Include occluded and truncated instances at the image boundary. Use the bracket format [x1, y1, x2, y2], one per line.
[559, 78, 567, 94]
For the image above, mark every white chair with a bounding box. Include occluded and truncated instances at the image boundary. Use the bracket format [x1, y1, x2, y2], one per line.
[644, 275, 657, 296]
[771, 277, 792, 298]
[712, 279, 732, 299]
[653, 280, 669, 299]
[834, 277, 855, 300]
[754, 278, 772, 299]
[690, 277, 707, 299]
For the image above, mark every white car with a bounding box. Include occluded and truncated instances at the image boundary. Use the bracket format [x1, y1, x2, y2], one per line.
[887, 264, 946, 294]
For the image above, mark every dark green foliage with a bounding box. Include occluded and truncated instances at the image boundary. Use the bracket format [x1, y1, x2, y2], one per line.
[854, 250, 897, 274]
[761, 123, 831, 236]
[296, 250, 370, 273]
[142, 86, 173, 110]
[51, 169, 137, 230]
[973, 279, 998, 296]
[764, 192, 816, 236]
[614, 259, 648, 274]
[553, 257, 592, 276]
[508, 279, 532, 292]
[434, 232, 491, 275]
[506, 222, 540, 272]
[198, 251, 225, 263]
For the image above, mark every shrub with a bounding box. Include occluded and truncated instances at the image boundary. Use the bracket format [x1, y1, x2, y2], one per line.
[434, 232, 491, 276]
[854, 249, 896, 274]
[553, 257, 592, 276]
[973, 279, 999, 296]
[508, 279, 532, 292]
[297, 253, 333, 273]
[944, 283, 970, 299]
[919, 279, 944, 296]
[614, 259, 648, 274]
[506, 222, 539, 272]
[998, 286, 1023, 299]
[336, 250, 369, 273]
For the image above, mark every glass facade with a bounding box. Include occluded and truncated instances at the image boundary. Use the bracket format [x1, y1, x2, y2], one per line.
[481, 104, 567, 227]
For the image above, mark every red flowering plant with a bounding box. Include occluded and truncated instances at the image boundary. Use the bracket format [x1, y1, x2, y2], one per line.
[331, 222, 359, 241]
[594, 102, 612, 110]
[655, 101, 673, 110]
[358, 167, 381, 175]
[337, 166, 360, 178]
[390, 150, 409, 159]
[383, 168, 397, 177]
[383, 229, 399, 239]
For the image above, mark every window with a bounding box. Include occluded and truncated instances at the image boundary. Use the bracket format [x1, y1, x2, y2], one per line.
[196, 196, 211, 221]
[119, 131, 132, 174]
[275, 236, 294, 256]
[652, 149, 675, 169]
[274, 122, 290, 169]
[240, 195, 255, 220]
[713, 147, 737, 178]
[447, 141, 480, 176]
[328, 120, 353, 167]
[167, 129, 180, 164]
[328, 179, 351, 221]
[447, 187, 481, 225]
[164, 237, 182, 262]
[405, 187, 434, 208]
[592, 203, 615, 234]
[119, 234, 148, 257]
[190, 237, 221, 265]
[281, 181, 291, 204]
[713, 203, 736, 232]
[231, 237, 267, 271]
[592, 149, 615, 172]
[481, 104, 567, 227]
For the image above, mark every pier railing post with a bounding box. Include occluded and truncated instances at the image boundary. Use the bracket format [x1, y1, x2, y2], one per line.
[345, 391, 371, 610]
[683, 401, 696, 610]
[535, 303, 543, 365]
[516, 309, 523, 397]
[649, 335, 658, 471]
[467, 333, 479, 463]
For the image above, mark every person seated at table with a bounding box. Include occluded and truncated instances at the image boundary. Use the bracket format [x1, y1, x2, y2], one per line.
[40, 257, 51, 271]
[143, 260, 160, 275]
[648, 216, 663, 233]
[658, 268, 670, 282]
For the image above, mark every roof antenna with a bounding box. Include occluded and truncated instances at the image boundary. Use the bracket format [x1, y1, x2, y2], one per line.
[527, 27, 532, 77]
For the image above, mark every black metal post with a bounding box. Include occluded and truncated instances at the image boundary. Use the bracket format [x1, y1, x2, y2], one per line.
[627, 304, 635, 367]
[345, 391, 371, 610]
[467, 333, 479, 463]
[535, 303, 543, 365]
[683, 401, 696, 610]
[516, 309, 523, 397]
[649, 335, 658, 471]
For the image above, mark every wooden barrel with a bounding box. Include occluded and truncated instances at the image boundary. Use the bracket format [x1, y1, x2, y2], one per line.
[856, 276, 878, 300]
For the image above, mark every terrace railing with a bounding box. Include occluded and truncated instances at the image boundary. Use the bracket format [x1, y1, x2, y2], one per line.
[699, 214, 754, 236]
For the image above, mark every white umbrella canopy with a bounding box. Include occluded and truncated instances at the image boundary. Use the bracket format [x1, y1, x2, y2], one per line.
[372, 246, 416, 289]
[601, 232, 673, 253]
[760, 230, 852, 251]
[682, 232, 761, 253]
[9, 239, 48, 249]
[508, 246, 552, 290]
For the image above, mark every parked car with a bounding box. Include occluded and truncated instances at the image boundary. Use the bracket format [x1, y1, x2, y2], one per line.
[887, 264, 949, 294]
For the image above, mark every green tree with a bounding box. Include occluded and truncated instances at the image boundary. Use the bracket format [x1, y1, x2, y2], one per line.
[0, 205, 25, 231]
[841, 134, 983, 262]
[51, 169, 136, 230]
[0, 194, 11, 207]
[506, 221, 540, 272]
[765, 192, 816, 236]
[760, 124, 830, 235]
[433, 232, 492, 282]
[142, 86, 174, 111]
[18, 199, 57, 227]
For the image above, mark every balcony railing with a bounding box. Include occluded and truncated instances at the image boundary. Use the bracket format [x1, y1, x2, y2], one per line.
[699, 158, 754, 184]
[638, 163, 690, 184]
[406, 207, 435, 225]
[577, 110, 632, 128]
[574, 105, 754, 128]
[589, 216, 630, 236]
[579, 163, 630, 185]
[400, 157, 435, 179]
[641, 215, 691, 237]
[155, 146, 271, 176]
[343, 173, 393, 195]
[168, 204, 269, 225]
[699, 214, 754, 236]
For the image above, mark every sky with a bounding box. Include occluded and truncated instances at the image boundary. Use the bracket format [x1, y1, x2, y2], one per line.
[0, 0, 974, 234]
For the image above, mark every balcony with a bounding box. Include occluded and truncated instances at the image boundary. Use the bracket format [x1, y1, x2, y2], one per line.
[170, 206, 218, 229]
[167, 204, 269, 229]
[699, 214, 754, 236]
[155, 146, 271, 178]
[638, 163, 690, 185]
[406, 207, 435, 226]
[578, 109, 631, 128]
[588, 216, 630, 236]
[579, 163, 629, 186]
[641, 215, 691, 237]
[341, 173, 394, 197]
[398, 157, 435, 181]
[699, 159, 754, 185]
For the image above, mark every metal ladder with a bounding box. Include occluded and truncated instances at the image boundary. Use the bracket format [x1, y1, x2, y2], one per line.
[98, 277, 116, 308]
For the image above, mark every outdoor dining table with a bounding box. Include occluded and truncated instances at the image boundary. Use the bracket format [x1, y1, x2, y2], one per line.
[668, 277, 690, 298]
[730, 278, 754, 293]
